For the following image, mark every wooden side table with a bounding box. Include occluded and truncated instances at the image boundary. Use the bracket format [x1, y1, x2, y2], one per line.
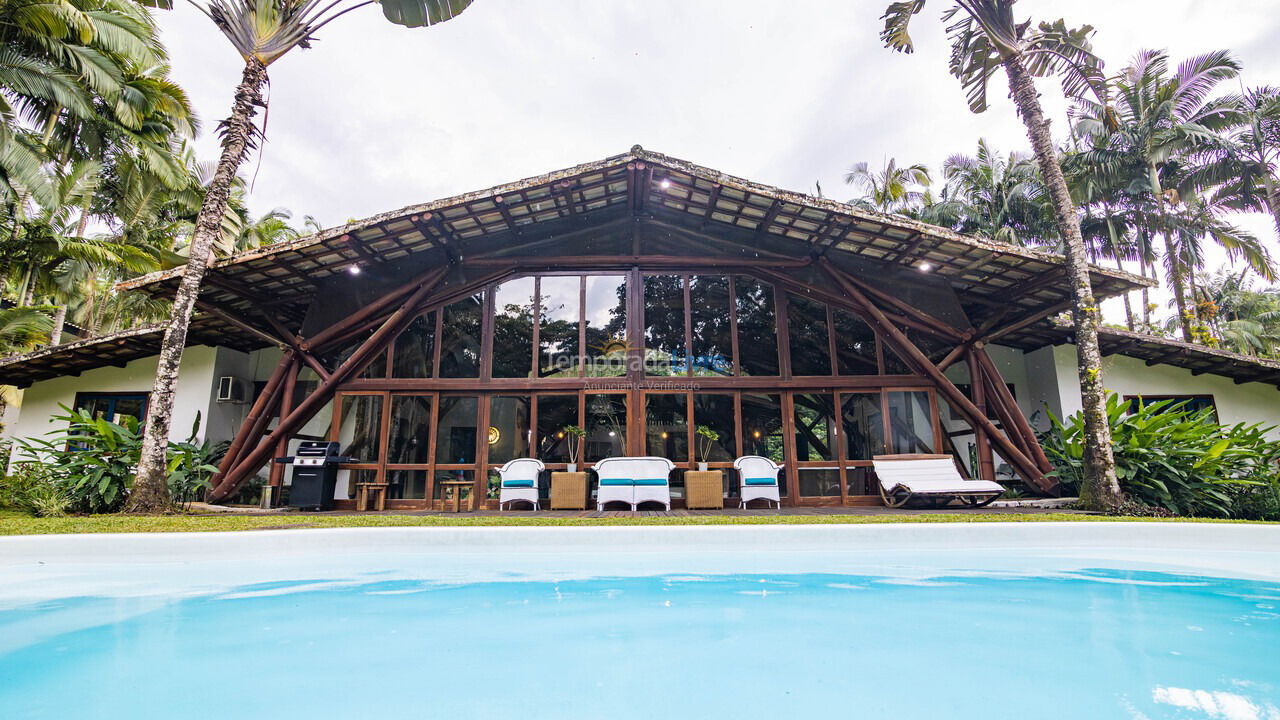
[685, 470, 724, 509]
[439, 480, 474, 512]
[355, 482, 389, 511]
[550, 472, 588, 510]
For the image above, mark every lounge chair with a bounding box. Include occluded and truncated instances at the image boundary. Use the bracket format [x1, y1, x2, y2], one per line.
[498, 458, 544, 510]
[593, 456, 675, 510]
[733, 455, 782, 509]
[871, 454, 1005, 508]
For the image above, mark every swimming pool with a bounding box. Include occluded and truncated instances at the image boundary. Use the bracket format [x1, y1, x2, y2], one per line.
[1, 524, 1277, 719]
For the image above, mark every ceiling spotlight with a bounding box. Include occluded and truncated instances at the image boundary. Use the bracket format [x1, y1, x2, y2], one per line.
[660, 178, 672, 189]
[918, 262, 933, 273]
[348, 265, 362, 275]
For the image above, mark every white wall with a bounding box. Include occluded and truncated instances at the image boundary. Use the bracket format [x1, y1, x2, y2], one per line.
[5, 346, 254, 461]
[1047, 343, 1280, 440]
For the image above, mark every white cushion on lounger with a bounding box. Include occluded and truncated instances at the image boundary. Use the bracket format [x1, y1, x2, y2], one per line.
[872, 457, 1004, 494]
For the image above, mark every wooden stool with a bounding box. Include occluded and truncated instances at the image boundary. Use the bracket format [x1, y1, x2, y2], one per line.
[685, 470, 724, 509]
[439, 480, 474, 512]
[355, 482, 389, 512]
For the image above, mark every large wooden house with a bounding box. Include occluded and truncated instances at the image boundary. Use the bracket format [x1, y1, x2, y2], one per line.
[4, 147, 1279, 509]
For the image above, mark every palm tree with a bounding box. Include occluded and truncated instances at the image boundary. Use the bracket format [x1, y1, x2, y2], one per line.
[127, 0, 480, 512]
[844, 158, 932, 213]
[880, 0, 1122, 510]
[1188, 268, 1280, 356]
[1072, 50, 1256, 342]
[941, 138, 1053, 245]
[1220, 87, 1280, 236]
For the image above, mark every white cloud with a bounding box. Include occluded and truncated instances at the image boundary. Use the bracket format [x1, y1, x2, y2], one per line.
[153, 0, 1280, 324]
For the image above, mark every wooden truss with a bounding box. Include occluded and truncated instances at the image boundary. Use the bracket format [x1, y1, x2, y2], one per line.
[206, 246, 1059, 504]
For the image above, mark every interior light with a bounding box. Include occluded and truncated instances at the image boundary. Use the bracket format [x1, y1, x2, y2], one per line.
[557, 431, 564, 439]
[660, 432, 668, 439]
[917, 262, 933, 273]
[753, 430, 762, 439]
[660, 178, 672, 189]
[348, 264, 362, 275]
[608, 430, 617, 437]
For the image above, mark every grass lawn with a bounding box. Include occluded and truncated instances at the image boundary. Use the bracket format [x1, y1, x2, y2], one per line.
[0, 508, 1271, 535]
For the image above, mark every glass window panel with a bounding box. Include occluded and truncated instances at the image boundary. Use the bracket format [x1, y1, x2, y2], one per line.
[883, 329, 951, 374]
[798, 468, 841, 497]
[392, 312, 435, 378]
[535, 394, 579, 463]
[734, 278, 779, 376]
[539, 276, 581, 377]
[787, 294, 832, 376]
[387, 469, 427, 500]
[741, 393, 784, 462]
[337, 395, 382, 463]
[584, 393, 627, 461]
[584, 275, 628, 378]
[832, 309, 879, 375]
[76, 395, 113, 420]
[645, 393, 688, 460]
[491, 278, 535, 378]
[888, 391, 935, 454]
[689, 276, 733, 377]
[841, 392, 886, 461]
[692, 394, 736, 462]
[793, 393, 836, 461]
[439, 293, 483, 378]
[433, 470, 475, 501]
[435, 396, 478, 464]
[111, 396, 147, 423]
[643, 275, 686, 376]
[488, 395, 531, 464]
[386, 395, 431, 465]
[845, 466, 875, 496]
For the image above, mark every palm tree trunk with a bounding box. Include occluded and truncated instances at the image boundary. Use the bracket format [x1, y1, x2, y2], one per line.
[1001, 52, 1121, 511]
[127, 59, 268, 513]
[1263, 174, 1280, 239]
[49, 304, 67, 345]
[1103, 214, 1134, 331]
[1139, 230, 1153, 329]
[1149, 165, 1193, 341]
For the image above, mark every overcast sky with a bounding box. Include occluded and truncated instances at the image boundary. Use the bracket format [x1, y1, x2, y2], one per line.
[153, 0, 1280, 321]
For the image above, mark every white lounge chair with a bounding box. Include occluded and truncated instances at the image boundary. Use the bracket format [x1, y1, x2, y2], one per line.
[733, 455, 782, 509]
[498, 458, 544, 510]
[593, 456, 675, 511]
[872, 454, 1005, 508]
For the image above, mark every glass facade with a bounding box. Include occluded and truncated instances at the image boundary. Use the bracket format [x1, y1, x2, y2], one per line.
[322, 271, 951, 507]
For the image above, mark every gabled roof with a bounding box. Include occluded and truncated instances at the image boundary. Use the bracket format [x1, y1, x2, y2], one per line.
[116, 146, 1151, 345]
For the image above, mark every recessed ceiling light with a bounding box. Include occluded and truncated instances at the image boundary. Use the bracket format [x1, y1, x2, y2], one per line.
[348, 265, 362, 275]
[660, 178, 671, 189]
[918, 262, 933, 272]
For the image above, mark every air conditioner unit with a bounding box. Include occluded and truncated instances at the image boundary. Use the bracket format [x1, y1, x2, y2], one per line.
[216, 376, 245, 403]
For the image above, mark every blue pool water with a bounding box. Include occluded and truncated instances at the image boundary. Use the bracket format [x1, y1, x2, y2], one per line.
[2, 552, 1278, 719]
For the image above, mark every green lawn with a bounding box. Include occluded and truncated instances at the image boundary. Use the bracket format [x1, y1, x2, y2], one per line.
[0, 508, 1270, 535]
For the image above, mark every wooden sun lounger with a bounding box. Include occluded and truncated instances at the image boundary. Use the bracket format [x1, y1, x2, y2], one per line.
[871, 454, 1006, 508]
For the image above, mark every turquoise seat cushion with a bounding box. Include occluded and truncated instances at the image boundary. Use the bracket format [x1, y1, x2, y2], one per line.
[633, 478, 668, 486]
[599, 478, 632, 486]
[501, 480, 535, 488]
[743, 477, 777, 486]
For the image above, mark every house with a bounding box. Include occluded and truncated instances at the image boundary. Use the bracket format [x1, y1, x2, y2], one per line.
[3, 147, 1279, 508]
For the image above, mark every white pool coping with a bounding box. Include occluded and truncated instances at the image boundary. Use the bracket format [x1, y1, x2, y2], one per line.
[0, 522, 1277, 606]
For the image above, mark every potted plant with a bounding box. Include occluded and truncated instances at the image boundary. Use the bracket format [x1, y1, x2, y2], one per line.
[695, 425, 719, 472]
[563, 425, 586, 472]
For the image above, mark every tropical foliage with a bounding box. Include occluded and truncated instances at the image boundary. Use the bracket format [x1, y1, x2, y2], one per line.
[1042, 394, 1280, 519]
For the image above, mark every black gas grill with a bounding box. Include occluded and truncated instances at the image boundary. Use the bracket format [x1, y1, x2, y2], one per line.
[275, 441, 357, 510]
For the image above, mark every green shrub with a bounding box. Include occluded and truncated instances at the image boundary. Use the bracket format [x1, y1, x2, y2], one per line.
[1041, 394, 1280, 519]
[0, 463, 69, 516]
[11, 407, 226, 514]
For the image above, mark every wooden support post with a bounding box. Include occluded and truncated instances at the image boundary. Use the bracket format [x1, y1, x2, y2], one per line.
[974, 349, 1055, 481]
[209, 271, 449, 502]
[819, 262, 1046, 487]
[267, 362, 300, 496]
[967, 350, 995, 483]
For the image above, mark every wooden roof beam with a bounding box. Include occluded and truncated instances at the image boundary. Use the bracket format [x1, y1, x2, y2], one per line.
[700, 183, 722, 230]
[492, 195, 523, 236]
